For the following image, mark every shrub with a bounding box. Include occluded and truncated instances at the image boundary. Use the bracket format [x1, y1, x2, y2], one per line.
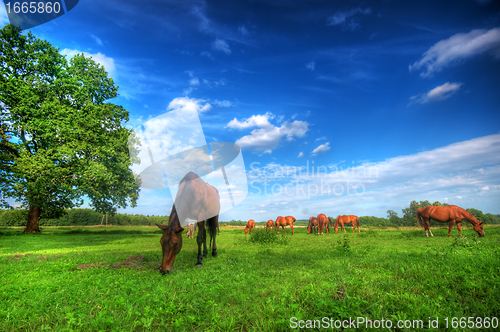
[249, 228, 289, 245]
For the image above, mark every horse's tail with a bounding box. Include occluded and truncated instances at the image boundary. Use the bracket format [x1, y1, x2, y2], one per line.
[206, 215, 219, 248]
[416, 209, 425, 229]
[329, 217, 334, 228]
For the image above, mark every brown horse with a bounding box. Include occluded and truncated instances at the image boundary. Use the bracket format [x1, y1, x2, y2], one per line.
[416, 205, 485, 237]
[275, 216, 296, 235]
[317, 213, 330, 235]
[307, 217, 318, 234]
[245, 219, 255, 235]
[334, 215, 360, 234]
[266, 219, 275, 232]
[156, 172, 220, 274]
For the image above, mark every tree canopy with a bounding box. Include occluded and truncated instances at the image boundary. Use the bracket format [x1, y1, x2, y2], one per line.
[0, 25, 140, 233]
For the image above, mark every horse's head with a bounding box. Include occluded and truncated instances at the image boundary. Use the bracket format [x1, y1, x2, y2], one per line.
[157, 219, 184, 274]
[474, 221, 485, 237]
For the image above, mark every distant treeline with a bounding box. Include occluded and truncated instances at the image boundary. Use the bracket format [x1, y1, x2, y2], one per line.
[0, 209, 169, 227]
[1, 200, 499, 227]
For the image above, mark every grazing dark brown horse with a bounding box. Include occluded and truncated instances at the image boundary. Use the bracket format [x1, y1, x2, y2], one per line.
[416, 205, 485, 237]
[317, 213, 330, 235]
[245, 219, 255, 235]
[334, 215, 360, 234]
[307, 216, 318, 234]
[275, 216, 296, 235]
[266, 219, 275, 232]
[156, 172, 220, 274]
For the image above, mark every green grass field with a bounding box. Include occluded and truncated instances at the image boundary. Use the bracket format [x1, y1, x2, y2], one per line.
[1, 225, 499, 331]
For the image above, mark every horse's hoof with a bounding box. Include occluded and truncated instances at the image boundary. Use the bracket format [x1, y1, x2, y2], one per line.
[195, 263, 203, 267]
[212, 251, 218, 257]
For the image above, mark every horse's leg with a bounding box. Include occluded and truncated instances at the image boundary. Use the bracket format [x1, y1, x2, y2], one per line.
[426, 219, 434, 237]
[196, 221, 206, 267]
[210, 215, 218, 257]
[283, 226, 287, 235]
[291, 224, 294, 235]
[456, 222, 462, 237]
[448, 220, 454, 237]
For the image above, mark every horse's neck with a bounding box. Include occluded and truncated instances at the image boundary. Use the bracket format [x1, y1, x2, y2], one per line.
[461, 210, 479, 225]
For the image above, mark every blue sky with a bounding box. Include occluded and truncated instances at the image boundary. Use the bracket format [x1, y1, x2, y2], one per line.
[2, 0, 500, 221]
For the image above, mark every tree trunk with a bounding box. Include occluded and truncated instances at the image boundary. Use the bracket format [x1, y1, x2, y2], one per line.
[23, 205, 41, 234]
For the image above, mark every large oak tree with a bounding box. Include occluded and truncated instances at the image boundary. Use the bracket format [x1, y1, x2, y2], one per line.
[0, 25, 140, 233]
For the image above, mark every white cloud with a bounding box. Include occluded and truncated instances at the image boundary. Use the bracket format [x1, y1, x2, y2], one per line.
[316, 136, 326, 141]
[203, 79, 226, 88]
[90, 34, 103, 46]
[482, 186, 489, 190]
[61, 49, 116, 77]
[298, 152, 304, 158]
[306, 61, 315, 71]
[189, 77, 200, 86]
[228, 113, 309, 152]
[226, 113, 274, 129]
[167, 97, 212, 113]
[213, 100, 232, 107]
[212, 38, 231, 54]
[410, 28, 500, 77]
[409, 82, 462, 105]
[311, 142, 330, 155]
[327, 7, 371, 31]
[457, 196, 462, 199]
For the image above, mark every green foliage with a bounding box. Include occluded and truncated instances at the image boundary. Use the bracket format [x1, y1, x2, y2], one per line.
[0, 208, 28, 226]
[336, 233, 351, 252]
[219, 220, 247, 226]
[249, 228, 289, 245]
[0, 25, 139, 228]
[451, 236, 482, 250]
[0, 208, 169, 226]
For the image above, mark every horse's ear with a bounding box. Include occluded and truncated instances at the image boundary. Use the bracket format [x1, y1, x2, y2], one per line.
[176, 227, 185, 234]
[156, 223, 169, 231]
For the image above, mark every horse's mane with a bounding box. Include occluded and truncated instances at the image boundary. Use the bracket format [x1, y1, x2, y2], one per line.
[454, 206, 480, 225]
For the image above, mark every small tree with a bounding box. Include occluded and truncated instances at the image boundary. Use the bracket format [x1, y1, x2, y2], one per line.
[386, 209, 401, 225]
[0, 25, 140, 233]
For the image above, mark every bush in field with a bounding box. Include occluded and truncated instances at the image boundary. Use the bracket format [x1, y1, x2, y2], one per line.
[336, 234, 350, 253]
[249, 228, 289, 245]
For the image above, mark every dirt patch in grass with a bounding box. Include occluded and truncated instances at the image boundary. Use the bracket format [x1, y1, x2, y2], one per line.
[335, 286, 346, 300]
[9, 253, 31, 259]
[77, 262, 105, 270]
[113, 255, 145, 269]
